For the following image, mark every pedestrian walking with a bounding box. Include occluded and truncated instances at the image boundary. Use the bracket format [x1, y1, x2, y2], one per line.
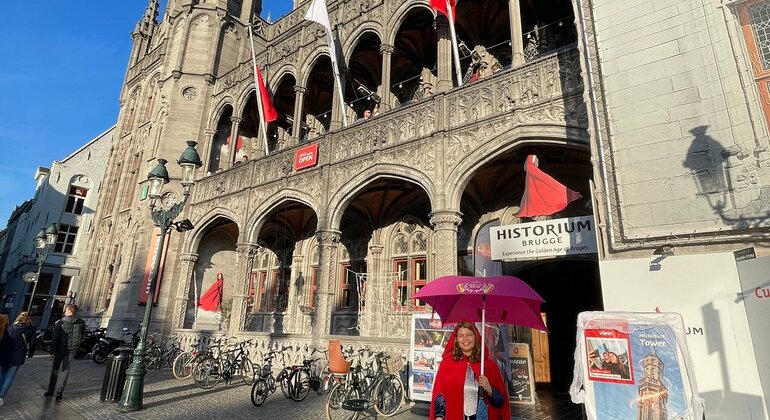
[45, 304, 85, 400]
[0, 312, 36, 406]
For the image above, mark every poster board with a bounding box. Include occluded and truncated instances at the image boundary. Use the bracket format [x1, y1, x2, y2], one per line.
[570, 312, 704, 420]
[509, 343, 536, 404]
[409, 314, 453, 402]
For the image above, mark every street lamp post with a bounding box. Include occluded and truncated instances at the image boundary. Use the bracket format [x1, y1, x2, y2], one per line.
[118, 141, 202, 412]
[27, 223, 58, 313]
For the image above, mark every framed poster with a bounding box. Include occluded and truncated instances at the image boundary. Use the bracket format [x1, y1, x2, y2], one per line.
[409, 314, 453, 402]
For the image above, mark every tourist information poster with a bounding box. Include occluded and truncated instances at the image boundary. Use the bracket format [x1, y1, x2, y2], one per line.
[570, 312, 705, 420]
[409, 314, 454, 402]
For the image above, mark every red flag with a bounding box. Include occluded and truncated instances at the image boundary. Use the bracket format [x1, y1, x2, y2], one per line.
[516, 155, 582, 217]
[430, 0, 456, 19]
[255, 66, 278, 122]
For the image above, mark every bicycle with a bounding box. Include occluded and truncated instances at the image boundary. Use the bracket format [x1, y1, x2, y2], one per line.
[325, 351, 405, 420]
[287, 347, 331, 402]
[194, 339, 256, 389]
[172, 339, 204, 379]
[191, 340, 225, 388]
[143, 334, 182, 370]
[250, 346, 293, 407]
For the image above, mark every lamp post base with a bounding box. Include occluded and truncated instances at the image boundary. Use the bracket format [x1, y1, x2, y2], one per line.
[117, 360, 147, 412]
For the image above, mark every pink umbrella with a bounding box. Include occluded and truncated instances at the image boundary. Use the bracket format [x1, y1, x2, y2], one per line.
[413, 275, 546, 374]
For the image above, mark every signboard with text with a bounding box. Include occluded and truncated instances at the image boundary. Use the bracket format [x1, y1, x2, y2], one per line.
[294, 143, 319, 171]
[490, 216, 597, 260]
[509, 343, 536, 405]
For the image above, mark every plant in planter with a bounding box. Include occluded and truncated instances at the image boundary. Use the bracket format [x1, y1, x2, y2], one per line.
[216, 298, 233, 330]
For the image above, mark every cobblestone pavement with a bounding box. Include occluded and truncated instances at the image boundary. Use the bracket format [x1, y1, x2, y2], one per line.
[0, 355, 583, 419]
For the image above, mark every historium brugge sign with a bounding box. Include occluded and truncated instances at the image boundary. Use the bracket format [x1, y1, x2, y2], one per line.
[490, 216, 597, 260]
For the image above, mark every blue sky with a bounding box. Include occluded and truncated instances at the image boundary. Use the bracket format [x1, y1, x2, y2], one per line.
[0, 1, 293, 228]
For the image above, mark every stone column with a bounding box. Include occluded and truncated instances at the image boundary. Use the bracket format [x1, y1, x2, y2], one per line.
[429, 211, 462, 278]
[313, 230, 340, 344]
[379, 44, 394, 110]
[509, 0, 525, 66]
[227, 116, 243, 167]
[228, 243, 258, 333]
[363, 245, 384, 336]
[435, 17, 453, 92]
[171, 253, 198, 330]
[292, 86, 307, 144]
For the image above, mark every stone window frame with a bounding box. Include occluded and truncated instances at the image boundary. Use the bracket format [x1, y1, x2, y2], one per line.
[738, 0, 770, 127]
[390, 222, 429, 312]
[54, 224, 79, 254]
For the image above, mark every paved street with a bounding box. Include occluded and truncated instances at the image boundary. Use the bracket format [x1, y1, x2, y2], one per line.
[0, 355, 583, 419]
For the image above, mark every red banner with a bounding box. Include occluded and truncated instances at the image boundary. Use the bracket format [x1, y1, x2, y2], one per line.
[294, 143, 319, 171]
[139, 228, 170, 305]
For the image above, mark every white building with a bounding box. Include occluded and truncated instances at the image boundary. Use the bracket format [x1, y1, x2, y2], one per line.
[0, 126, 114, 327]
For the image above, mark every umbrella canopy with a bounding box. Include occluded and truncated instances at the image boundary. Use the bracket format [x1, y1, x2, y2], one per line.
[413, 275, 547, 331]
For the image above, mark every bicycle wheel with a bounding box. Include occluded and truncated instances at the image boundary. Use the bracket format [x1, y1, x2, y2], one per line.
[325, 383, 361, 420]
[144, 347, 161, 370]
[240, 359, 257, 386]
[278, 369, 292, 399]
[373, 374, 405, 416]
[289, 369, 311, 402]
[172, 352, 194, 379]
[194, 357, 221, 389]
[251, 379, 269, 407]
[166, 347, 183, 368]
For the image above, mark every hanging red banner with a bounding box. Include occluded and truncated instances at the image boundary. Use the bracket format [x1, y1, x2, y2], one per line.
[139, 228, 170, 305]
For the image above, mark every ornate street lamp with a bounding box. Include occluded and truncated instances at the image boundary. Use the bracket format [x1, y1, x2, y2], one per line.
[27, 223, 58, 314]
[118, 141, 202, 412]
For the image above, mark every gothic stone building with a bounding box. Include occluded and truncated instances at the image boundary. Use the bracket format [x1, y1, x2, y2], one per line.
[79, 0, 770, 400]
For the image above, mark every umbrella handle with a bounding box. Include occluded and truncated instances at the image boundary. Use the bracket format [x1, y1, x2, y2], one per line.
[481, 294, 486, 375]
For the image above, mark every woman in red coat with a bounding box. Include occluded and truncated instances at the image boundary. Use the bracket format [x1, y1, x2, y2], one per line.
[430, 321, 511, 420]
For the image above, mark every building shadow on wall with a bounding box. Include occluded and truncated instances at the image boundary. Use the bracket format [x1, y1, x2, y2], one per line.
[700, 301, 765, 418]
[683, 125, 770, 246]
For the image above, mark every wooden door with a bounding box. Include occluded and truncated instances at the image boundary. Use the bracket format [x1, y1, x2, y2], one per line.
[530, 313, 551, 383]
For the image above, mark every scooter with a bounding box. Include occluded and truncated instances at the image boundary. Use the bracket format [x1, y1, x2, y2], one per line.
[90, 327, 141, 364]
[76, 327, 107, 359]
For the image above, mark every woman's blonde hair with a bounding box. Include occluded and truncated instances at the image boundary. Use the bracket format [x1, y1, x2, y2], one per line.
[14, 312, 31, 325]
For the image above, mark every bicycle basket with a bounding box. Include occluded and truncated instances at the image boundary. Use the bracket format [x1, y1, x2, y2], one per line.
[260, 365, 272, 377]
[379, 353, 404, 374]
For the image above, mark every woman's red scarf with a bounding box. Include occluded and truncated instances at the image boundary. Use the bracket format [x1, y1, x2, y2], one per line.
[429, 324, 511, 420]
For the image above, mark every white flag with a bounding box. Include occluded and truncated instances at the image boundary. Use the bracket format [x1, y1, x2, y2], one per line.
[304, 0, 348, 126]
[304, 0, 340, 73]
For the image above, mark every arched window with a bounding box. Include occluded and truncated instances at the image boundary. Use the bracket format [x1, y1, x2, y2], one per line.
[121, 88, 142, 135]
[308, 246, 319, 308]
[338, 239, 367, 312]
[391, 221, 428, 311]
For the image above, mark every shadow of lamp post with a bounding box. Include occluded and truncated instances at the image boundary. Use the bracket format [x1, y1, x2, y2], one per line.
[26, 223, 58, 316]
[118, 140, 202, 412]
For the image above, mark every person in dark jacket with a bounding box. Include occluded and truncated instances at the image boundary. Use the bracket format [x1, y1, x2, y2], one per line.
[0, 312, 36, 406]
[45, 304, 85, 400]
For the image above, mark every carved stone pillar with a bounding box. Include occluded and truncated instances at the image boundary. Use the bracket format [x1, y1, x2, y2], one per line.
[313, 230, 340, 344]
[435, 17, 454, 92]
[430, 211, 462, 278]
[228, 243, 258, 333]
[172, 253, 198, 330]
[227, 116, 243, 168]
[292, 86, 307, 144]
[379, 44, 394, 110]
[363, 245, 384, 336]
[509, 0, 525, 66]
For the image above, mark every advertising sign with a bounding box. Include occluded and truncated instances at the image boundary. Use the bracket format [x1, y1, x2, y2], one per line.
[139, 228, 170, 305]
[410, 314, 453, 402]
[599, 253, 767, 419]
[571, 312, 704, 420]
[490, 216, 597, 260]
[509, 343, 535, 404]
[293, 143, 319, 170]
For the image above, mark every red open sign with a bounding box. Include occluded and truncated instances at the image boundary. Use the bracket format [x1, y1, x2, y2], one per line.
[294, 143, 319, 171]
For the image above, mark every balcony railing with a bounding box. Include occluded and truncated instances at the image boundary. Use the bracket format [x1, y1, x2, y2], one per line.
[192, 47, 583, 206]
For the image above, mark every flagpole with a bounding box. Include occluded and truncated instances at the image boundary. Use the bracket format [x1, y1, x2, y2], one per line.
[332, 59, 349, 127]
[248, 26, 270, 156]
[446, 0, 464, 86]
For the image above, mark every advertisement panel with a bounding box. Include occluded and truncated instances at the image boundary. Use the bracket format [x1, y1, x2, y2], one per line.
[139, 228, 169, 305]
[572, 312, 703, 420]
[489, 216, 597, 260]
[410, 314, 453, 402]
[736, 253, 770, 418]
[599, 253, 768, 419]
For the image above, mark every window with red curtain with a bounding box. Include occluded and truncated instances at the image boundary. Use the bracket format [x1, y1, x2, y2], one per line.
[308, 266, 318, 308]
[738, 0, 770, 126]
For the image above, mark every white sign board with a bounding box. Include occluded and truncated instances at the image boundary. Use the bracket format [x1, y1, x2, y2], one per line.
[490, 216, 597, 260]
[600, 253, 768, 420]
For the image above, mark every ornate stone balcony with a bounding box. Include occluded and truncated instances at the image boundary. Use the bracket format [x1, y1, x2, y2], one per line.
[189, 47, 586, 218]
